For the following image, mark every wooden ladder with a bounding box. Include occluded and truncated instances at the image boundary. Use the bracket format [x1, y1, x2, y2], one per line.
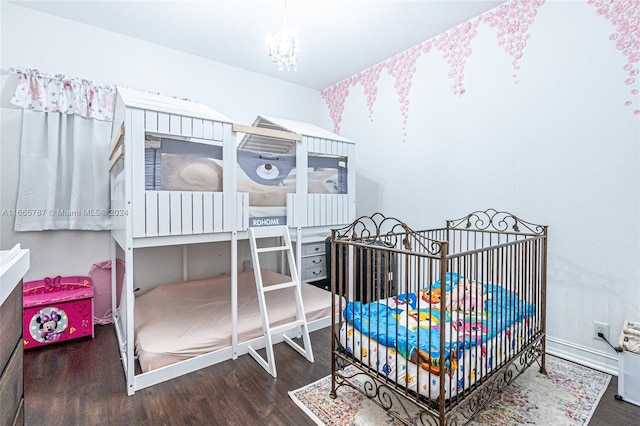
[247, 226, 314, 378]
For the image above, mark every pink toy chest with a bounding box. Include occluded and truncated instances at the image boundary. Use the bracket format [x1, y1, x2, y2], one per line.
[23, 276, 94, 349]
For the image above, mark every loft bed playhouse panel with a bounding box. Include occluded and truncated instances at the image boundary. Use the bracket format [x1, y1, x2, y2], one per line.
[236, 115, 356, 230]
[109, 87, 239, 244]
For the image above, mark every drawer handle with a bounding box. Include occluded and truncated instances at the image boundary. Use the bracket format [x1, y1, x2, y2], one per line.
[312, 259, 323, 264]
[312, 270, 322, 275]
[314, 247, 320, 251]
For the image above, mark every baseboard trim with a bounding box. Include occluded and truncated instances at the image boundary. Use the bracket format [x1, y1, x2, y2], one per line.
[546, 336, 619, 376]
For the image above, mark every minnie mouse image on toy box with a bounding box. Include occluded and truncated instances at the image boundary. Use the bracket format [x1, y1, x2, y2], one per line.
[29, 307, 68, 343]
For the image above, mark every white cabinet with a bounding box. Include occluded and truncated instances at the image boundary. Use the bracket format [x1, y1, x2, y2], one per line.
[301, 240, 327, 282]
[292, 234, 329, 287]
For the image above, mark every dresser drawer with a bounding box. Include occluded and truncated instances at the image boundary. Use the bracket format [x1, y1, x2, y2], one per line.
[0, 283, 22, 373]
[0, 344, 23, 426]
[303, 266, 326, 281]
[304, 242, 325, 256]
[303, 255, 325, 270]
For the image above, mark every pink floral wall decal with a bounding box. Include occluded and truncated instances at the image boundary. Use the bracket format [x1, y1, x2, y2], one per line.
[483, 0, 546, 84]
[384, 43, 429, 140]
[321, 65, 384, 134]
[433, 20, 480, 95]
[588, 0, 640, 115]
[321, 0, 547, 137]
[357, 63, 385, 121]
[321, 80, 351, 134]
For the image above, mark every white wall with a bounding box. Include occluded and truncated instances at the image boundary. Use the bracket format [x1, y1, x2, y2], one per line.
[320, 0, 640, 373]
[0, 3, 322, 286]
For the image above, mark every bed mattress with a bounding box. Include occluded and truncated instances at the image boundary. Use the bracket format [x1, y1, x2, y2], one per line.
[135, 270, 332, 372]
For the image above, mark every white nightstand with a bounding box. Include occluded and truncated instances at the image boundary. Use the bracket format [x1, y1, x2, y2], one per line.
[292, 234, 329, 289]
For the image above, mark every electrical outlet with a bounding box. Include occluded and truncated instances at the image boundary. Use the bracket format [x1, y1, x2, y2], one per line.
[593, 321, 610, 341]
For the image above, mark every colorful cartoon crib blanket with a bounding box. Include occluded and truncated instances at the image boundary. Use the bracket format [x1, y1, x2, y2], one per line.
[342, 272, 535, 373]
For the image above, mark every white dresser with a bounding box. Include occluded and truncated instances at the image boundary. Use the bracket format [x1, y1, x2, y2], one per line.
[293, 234, 329, 290]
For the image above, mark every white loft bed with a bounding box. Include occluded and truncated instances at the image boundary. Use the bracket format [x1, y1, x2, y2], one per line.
[108, 87, 356, 395]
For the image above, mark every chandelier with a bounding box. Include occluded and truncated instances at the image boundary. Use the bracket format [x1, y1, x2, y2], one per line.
[267, 1, 300, 71]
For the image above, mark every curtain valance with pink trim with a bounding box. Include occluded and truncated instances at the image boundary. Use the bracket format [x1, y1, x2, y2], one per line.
[10, 67, 116, 122]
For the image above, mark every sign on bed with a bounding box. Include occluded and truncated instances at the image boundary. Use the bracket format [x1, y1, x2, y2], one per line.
[250, 216, 287, 227]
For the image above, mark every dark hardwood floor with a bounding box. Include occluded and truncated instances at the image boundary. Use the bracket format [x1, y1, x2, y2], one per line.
[23, 325, 640, 425]
[24, 325, 329, 425]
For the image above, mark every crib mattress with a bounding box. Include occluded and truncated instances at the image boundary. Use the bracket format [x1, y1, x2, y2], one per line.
[339, 316, 533, 401]
[135, 270, 332, 372]
[338, 273, 536, 400]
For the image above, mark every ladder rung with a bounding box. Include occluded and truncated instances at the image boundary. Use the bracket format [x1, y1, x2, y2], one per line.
[255, 245, 289, 253]
[269, 320, 305, 335]
[261, 281, 298, 292]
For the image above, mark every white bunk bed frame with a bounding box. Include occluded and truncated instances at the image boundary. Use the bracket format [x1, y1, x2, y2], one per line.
[108, 87, 356, 395]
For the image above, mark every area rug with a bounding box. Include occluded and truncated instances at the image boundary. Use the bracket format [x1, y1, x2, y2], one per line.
[288, 355, 611, 425]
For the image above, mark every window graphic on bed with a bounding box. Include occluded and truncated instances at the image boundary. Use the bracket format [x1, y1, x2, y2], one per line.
[145, 135, 224, 192]
[307, 153, 347, 195]
[237, 149, 297, 227]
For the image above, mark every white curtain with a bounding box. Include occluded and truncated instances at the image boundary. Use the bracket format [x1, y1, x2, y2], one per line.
[14, 110, 113, 230]
[10, 68, 116, 231]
